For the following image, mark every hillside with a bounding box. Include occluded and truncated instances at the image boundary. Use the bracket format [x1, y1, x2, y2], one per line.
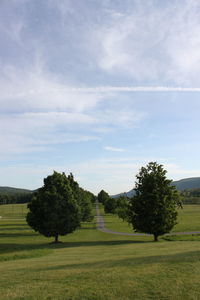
[111, 189, 135, 199]
[172, 177, 200, 191]
[0, 186, 33, 194]
[111, 177, 200, 198]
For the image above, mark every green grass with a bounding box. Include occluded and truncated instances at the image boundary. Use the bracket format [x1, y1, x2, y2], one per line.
[0, 203, 27, 219]
[1, 204, 200, 299]
[103, 204, 200, 233]
[174, 205, 200, 232]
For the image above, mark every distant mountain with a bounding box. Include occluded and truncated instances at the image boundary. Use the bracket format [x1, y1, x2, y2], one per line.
[172, 177, 200, 191]
[111, 189, 135, 199]
[0, 186, 33, 194]
[111, 177, 200, 198]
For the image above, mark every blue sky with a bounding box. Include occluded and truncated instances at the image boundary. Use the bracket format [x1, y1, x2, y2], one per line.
[1, 0, 200, 194]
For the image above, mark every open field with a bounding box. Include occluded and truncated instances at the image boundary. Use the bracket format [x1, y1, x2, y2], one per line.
[103, 204, 200, 234]
[1, 204, 200, 299]
[0, 203, 27, 219]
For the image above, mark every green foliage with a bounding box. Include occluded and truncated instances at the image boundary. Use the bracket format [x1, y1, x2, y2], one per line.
[115, 196, 130, 221]
[129, 162, 178, 241]
[26, 171, 80, 242]
[0, 186, 33, 205]
[0, 192, 33, 205]
[104, 197, 116, 214]
[67, 173, 94, 222]
[79, 190, 94, 221]
[97, 190, 109, 204]
[97, 190, 116, 214]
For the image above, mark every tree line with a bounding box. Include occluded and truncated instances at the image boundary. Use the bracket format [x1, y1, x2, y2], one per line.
[0, 192, 33, 205]
[180, 188, 200, 204]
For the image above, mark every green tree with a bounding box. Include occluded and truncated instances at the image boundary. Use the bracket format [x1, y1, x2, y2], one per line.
[79, 189, 94, 221]
[67, 173, 94, 222]
[26, 171, 80, 243]
[104, 197, 116, 214]
[128, 162, 178, 241]
[97, 190, 109, 204]
[115, 196, 129, 222]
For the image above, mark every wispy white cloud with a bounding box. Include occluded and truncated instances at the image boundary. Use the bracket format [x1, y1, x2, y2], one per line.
[1, 0, 200, 193]
[3, 83, 200, 103]
[0, 58, 148, 157]
[4, 84, 200, 97]
[2, 1, 200, 87]
[93, 0, 200, 85]
[103, 146, 125, 152]
[165, 163, 200, 179]
[0, 110, 100, 157]
[99, 107, 147, 129]
[0, 66, 103, 113]
[63, 86, 200, 92]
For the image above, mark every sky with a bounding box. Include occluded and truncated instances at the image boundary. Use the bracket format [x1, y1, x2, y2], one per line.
[1, 0, 200, 195]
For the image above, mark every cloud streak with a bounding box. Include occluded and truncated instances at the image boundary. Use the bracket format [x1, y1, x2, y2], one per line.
[34, 86, 200, 92]
[104, 146, 125, 152]
[5, 86, 200, 100]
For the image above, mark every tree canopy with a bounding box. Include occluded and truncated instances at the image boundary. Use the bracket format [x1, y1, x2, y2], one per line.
[97, 190, 110, 204]
[67, 173, 94, 222]
[115, 196, 129, 222]
[104, 197, 116, 214]
[128, 162, 178, 241]
[26, 171, 80, 243]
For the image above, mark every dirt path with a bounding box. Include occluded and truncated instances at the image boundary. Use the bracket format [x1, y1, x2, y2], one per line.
[96, 202, 149, 236]
[95, 202, 200, 236]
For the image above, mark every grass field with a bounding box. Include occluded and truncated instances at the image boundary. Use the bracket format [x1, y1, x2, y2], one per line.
[103, 204, 200, 234]
[1, 204, 200, 300]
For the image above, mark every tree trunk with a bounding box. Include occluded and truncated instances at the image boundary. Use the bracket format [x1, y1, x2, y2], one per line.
[54, 233, 59, 243]
[154, 234, 158, 242]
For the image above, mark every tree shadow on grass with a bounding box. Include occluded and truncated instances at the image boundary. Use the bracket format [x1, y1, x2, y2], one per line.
[0, 223, 25, 227]
[0, 232, 39, 237]
[79, 226, 96, 230]
[0, 226, 32, 231]
[38, 249, 200, 272]
[0, 239, 148, 254]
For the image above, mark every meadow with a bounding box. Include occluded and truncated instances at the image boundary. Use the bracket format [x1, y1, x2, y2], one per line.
[103, 205, 200, 234]
[1, 204, 200, 300]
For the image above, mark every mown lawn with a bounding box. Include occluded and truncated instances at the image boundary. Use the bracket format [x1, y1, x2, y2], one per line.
[1, 204, 200, 299]
[103, 204, 200, 234]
